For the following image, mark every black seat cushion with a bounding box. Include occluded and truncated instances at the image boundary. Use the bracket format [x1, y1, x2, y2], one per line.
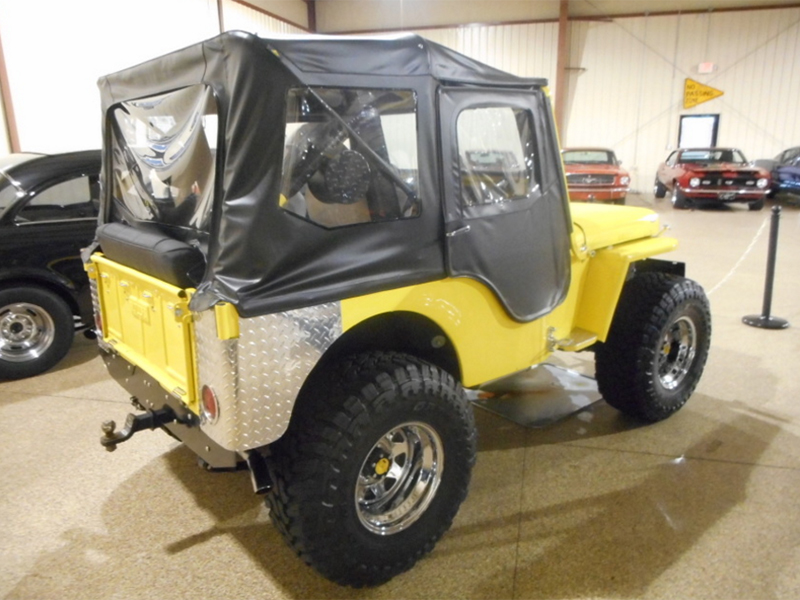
[97, 223, 206, 289]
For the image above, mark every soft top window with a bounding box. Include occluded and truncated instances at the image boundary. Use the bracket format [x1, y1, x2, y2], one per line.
[280, 87, 420, 228]
[108, 84, 217, 242]
[456, 106, 538, 207]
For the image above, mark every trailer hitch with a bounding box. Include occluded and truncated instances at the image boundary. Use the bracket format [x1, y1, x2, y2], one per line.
[100, 405, 180, 452]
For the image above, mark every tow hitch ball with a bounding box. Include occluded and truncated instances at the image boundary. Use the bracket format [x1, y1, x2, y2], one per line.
[100, 405, 179, 451]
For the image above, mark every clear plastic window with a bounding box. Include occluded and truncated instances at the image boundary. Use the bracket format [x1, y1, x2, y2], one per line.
[280, 88, 420, 228]
[109, 84, 217, 235]
[16, 175, 99, 223]
[457, 107, 537, 206]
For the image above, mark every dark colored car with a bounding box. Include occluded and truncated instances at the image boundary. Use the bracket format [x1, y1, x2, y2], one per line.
[0, 150, 101, 379]
[654, 147, 770, 210]
[755, 146, 800, 198]
[561, 147, 630, 204]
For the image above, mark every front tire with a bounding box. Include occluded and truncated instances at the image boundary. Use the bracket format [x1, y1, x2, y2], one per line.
[265, 352, 477, 587]
[594, 273, 711, 422]
[654, 178, 667, 199]
[749, 196, 765, 211]
[0, 285, 74, 380]
[672, 187, 690, 209]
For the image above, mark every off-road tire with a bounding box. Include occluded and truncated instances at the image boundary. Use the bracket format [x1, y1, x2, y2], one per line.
[654, 178, 667, 199]
[594, 272, 711, 422]
[265, 351, 477, 587]
[672, 188, 690, 209]
[0, 285, 74, 380]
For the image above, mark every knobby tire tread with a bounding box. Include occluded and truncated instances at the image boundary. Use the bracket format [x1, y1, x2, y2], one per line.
[265, 351, 476, 587]
[595, 272, 711, 422]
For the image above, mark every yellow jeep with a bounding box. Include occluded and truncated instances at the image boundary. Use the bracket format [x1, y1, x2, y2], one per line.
[88, 31, 710, 587]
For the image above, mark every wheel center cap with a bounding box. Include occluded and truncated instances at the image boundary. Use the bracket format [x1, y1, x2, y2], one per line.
[374, 457, 391, 476]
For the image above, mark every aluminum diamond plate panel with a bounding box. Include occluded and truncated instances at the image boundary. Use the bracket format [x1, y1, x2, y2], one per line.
[195, 303, 342, 452]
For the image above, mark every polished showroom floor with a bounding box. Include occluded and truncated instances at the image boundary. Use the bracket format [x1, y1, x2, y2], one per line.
[2, 194, 799, 600]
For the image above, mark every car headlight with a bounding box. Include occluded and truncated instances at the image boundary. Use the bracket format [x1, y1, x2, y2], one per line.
[620, 176, 630, 185]
[757, 178, 768, 189]
[690, 177, 700, 188]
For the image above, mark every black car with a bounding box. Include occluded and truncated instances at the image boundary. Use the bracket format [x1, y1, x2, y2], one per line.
[0, 150, 101, 379]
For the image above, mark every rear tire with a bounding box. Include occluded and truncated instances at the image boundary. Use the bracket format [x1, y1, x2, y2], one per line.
[265, 351, 477, 587]
[594, 273, 711, 422]
[0, 285, 74, 380]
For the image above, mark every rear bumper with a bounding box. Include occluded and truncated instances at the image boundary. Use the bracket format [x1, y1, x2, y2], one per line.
[101, 347, 240, 469]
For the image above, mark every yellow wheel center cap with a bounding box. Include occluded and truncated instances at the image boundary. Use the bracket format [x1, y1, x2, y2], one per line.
[375, 458, 391, 476]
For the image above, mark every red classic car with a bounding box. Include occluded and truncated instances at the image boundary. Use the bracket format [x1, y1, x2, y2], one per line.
[561, 147, 630, 205]
[655, 147, 770, 210]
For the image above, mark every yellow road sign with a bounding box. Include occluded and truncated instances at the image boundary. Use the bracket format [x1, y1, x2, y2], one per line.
[684, 78, 724, 109]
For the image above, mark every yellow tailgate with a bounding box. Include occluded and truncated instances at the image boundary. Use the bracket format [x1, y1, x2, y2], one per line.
[90, 254, 198, 412]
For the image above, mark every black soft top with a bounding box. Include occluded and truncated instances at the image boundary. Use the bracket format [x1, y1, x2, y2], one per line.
[99, 32, 546, 102]
[96, 31, 569, 322]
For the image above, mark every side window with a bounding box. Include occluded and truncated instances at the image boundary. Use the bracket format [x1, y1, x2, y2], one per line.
[456, 106, 537, 206]
[785, 148, 800, 164]
[666, 151, 678, 166]
[16, 175, 99, 223]
[280, 87, 420, 228]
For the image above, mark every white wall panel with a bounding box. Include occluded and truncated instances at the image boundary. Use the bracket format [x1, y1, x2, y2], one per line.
[222, 0, 307, 34]
[564, 7, 800, 192]
[0, 0, 220, 154]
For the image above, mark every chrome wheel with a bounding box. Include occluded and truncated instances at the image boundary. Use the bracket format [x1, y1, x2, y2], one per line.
[658, 315, 697, 390]
[0, 302, 56, 362]
[356, 422, 444, 535]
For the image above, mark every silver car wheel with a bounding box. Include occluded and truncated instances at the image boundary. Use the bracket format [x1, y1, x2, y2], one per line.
[658, 315, 697, 390]
[0, 302, 56, 363]
[355, 422, 444, 535]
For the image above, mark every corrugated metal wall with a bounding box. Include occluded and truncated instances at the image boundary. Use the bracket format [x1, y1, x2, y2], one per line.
[415, 7, 800, 194]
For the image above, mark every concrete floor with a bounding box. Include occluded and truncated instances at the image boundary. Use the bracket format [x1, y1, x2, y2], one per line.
[2, 194, 799, 599]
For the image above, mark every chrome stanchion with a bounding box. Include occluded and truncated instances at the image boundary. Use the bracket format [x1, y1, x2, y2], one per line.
[743, 205, 789, 330]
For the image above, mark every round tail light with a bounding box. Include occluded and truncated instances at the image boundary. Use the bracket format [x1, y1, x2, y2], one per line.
[201, 385, 220, 423]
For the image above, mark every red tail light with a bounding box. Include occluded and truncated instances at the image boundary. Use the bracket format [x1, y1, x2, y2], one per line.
[201, 385, 219, 423]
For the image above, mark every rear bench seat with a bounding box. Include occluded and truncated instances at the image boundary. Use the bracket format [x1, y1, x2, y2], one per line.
[96, 222, 206, 289]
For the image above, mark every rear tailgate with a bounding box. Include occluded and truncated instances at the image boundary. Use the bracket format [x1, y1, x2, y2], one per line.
[89, 254, 198, 412]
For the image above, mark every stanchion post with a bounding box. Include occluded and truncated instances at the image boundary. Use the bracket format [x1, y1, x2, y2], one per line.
[743, 205, 789, 329]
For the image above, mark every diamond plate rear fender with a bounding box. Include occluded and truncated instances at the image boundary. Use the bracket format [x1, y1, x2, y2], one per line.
[194, 302, 342, 452]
